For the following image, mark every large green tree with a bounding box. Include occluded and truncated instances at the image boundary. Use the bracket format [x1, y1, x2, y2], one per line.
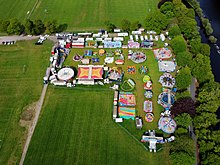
[104, 20, 116, 33]
[202, 152, 220, 165]
[45, 20, 58, 34]
[189, 37, 202, 55]
[32, 20, 45, 35]
[176, 66, 192, 90]
[200, 43, 210, 56]
[197, 81, 220, 104]
[0, 20, 10, 32]
[160, 1, 174, 18]
[121, 19, 131, 32]
[191, 54, 212, 83]
[145, 11, 168, 33]
[7, 19, 24, 35]
[176, 51, 192, 67]
[131, 21, 141, 31]
[178, 16, 199, 40]
[170, 35, 187, 54]
[175, 113, 192, 129]
[24, 19, 34, 34]
[168, 24, 181, 38]
[170, 151, 195, 165]
[169, 135, 195, 165]
[194, 112, 218, 129]
[173, 0, 189, 17]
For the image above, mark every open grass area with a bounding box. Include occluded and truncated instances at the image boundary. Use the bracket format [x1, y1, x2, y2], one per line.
[0, 40, 52, 164]
[0, 0, 159, 31]
[24, 87, 170, 165]
[0, 0, 36, 21]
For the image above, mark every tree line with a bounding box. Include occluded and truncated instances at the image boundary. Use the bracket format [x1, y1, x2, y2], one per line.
[186, 0, 217, 43]
[0, 19, 67, 35]
[104, 20, 142, 33]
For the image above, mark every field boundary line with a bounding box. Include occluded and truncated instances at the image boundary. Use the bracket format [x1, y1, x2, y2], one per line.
[27, 0, 40, 19]
[19, 83, 48, 165]
[116, 123, 148, 151]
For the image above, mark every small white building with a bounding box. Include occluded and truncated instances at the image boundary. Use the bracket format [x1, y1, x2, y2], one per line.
[96, 38, 103, 41]
[86, 37, 93, 41]
[104, 37, 112, 41]
[114, 29, 121, 33]
[144, 35, 148, 40]
[115, 118, 123, 123]
[78, 32, 92, 36]
[160, 34, 166, 42]
[132, 31, 142, 35]
[102, 34, 109, 38]
[93, 33, 101, 38]
[129, 35, 134, 41]
[118, 32, 128, 37]
[138, 28, 145, 32]
[135, 35, 139, 41]
[113, 37, 124, 42]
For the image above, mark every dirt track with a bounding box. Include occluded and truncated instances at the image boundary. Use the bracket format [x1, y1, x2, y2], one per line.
[19, 84, 49, 165]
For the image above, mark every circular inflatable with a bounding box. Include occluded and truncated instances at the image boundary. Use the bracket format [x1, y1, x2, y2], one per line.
[145, 113, 154, 122]
[158, 116, 177, 134]
[57, 68, 74, 81]
[158, 92, 175, 108]
[159, 73, 175, 88]
[131, 51, 146, 63]
[144, 90, 153, 99]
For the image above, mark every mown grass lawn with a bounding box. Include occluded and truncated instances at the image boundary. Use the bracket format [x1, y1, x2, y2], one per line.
[24, 87, 170, 165]
[0, 0, 36, 20]
[0, 40, 52, 164]
[0, 0, 159, 31]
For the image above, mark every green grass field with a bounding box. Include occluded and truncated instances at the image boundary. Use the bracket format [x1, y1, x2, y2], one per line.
[0, 0, 159, 31]
[0, 40, 52, 164]
[24, 87, 170, 165]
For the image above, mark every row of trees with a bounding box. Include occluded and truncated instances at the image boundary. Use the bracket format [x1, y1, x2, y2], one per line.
[168, 113, 195, 165]
[159, 1, 220, 164]
[0, 19, 67, 35]
[186, 0, 217, 43]
[193, 81, 220, 164]
[104, 20, 141, 33]
[105, 11, 169, 34]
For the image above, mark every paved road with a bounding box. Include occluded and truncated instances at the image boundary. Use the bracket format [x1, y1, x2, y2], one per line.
[19, 84, 48, 165]
[0, 35, 39, 44]
[0, 35, 58, 44]
[189, 77, 198, 165]
[189, 77, 196, 101]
